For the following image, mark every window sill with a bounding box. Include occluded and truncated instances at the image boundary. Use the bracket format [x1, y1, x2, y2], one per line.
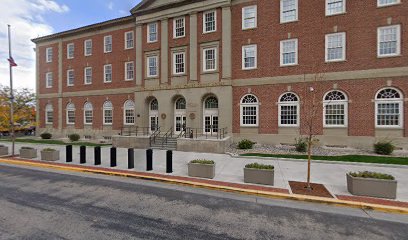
[172, 73, 187, 77]
[377, 3, 401, 8]
[173, 36, 186, 39]
[147, 40, 158, 44]
[125, 79, 134, 82]
[104, 51, 112, 54]
[240, 125, 259, 128]
[325, 59, 347, 63]
[202, 70, 218, 75]
[278, 125, 299, 128]
[242, 67, 257, 71]
[375, 126, 403, 129]
[84, 83, 92, 85]
[325, 12, 347, 17]
[280, 20, 298, 24]
[280, 64, 298, 68]
[104, 81, 112, 84]
[323, 126, 348, 129]
[145, 76, 159, 80]
[124, 47, 134, 50]
[242, 27, 257, 31]
[377, 54, 402, 59]
[203, 30, 216, 35]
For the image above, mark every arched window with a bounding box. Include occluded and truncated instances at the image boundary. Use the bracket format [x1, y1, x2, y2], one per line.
[175, 98, 186, 110]
[203, 96, 219, 134]
[279, 92, 299, 127]
[375, 88, 403, 127]
[149, 99, 159, 132]
[84, 102, 93, 125]
[240, 94, 259, 126]
[323, 90, 348, 127]
[66, 103, 76, 124]
[45, 104, 53, 124]
[103, 101, 113, 125]
[150, 99, 158, 111]
[124, 100, 135, 125]
[205, 96, 219, 109]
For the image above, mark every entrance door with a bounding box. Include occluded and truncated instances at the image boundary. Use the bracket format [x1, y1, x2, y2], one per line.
[149, 99, 159, 133]
[203, 96, 219, 135]
[149, 115, 159, 133]
[204, 115, 218, 135]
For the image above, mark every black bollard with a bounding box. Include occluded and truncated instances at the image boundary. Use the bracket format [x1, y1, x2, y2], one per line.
[66, 145, 72, 162]
[110, 147, 117, 167]
[80, 146, 86, 164]
[146, 149, 153, 171]
[94, 146, 101, 165]
[128, 148, 135, 169]
[166, 150, 173, 173]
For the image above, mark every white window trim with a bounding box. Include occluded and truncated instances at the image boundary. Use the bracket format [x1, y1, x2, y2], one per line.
[125, 61, 135, 81]
[66, 104, 75, 125]
[377, 25, 401, 58]
[84, 67, 92, 85]
[67, 69, 74, 87]
[325, 32, 346, 62]
[104, 64, 112, 83]
[242, 45, 257, 70]
[280, 0, 298, 24]
[46, 72, 53, 88]
[375, 88, 404, 129]
[46, 47, 52, 63]
[84, 39, 92, 56]
[125, 31, 134, 50]
[242, 5, 257, 30]
[323, 101, 348, 128]
[377, 0, 400, 7]
[203, 10, 217, 33]
[103, 105, 113, 125]
[147, 22, 158, 43]
[240, 95, 259, 127]
[203, 47, 218, 72]
[278, 93, 300, 127]
[45, 105, 53, 125]
[280, 38, 298, 66]
[123, 101, 135, 126]
[172, 51, 186, 75]
[104, 35, 112, 53]
[173, 17, 186, 39]
[325, 0, 346, 16]
[83, 103, 93, 125]
[146, 55, 159, 78]
[67, 43, 74, 59]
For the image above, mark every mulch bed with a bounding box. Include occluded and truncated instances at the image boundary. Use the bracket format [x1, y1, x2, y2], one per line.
[289, 181, 334, 198]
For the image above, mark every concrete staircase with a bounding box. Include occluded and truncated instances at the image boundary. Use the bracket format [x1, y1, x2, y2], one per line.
[150, 136, 177, 150]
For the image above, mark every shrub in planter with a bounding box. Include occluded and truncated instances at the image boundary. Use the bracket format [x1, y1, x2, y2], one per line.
[244, 163, 275, 185]
[374, 141, 395, 155]
[188, 159, 215, 179]
[69, 133, 81, 142]
[40, 132, 52, 140]
[295, 138, 307, 153]
[0, 145, 8, 156]
[238, 139, 255, 150]
[41, 148, 60, 161]
[20, 147, 37, 159]
[347, 171, 397, 199]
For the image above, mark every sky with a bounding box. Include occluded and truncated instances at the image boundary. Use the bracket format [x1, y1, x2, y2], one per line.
[0, 0, 142, 91]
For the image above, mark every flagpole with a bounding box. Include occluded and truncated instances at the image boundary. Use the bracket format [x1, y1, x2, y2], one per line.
[8, 24, 15, 157]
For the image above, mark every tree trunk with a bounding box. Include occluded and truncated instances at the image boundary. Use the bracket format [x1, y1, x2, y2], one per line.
[306, 137, 312, 190]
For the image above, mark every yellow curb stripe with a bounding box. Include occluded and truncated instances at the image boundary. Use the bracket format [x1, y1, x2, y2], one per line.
[1, 158, 407, 215]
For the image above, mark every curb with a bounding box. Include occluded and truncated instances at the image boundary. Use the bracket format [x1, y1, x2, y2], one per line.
[0, 158, 407, 215]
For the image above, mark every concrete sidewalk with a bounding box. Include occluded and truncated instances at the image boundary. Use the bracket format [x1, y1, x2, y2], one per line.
[1, 142, 408, 202]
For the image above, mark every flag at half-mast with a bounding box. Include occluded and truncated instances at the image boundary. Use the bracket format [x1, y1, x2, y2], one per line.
[8, 56, 17, 67]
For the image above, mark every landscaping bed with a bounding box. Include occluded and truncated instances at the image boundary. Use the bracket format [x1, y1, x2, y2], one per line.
[289, 181, 334, 198]
[0, 138, 111, 147]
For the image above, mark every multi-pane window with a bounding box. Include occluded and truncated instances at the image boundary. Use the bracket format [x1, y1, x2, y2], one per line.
[279, 93, 299, 126]
[46, 47, 53, 63]
[242, 5, 257, 29]
[173, 17, 185, 38]
[323, 91, 348, 127]
[147, 56, 158, 77]
[103, 101, 113, 125]
[66, 103, 75, 124]
[67, 69, 74, 86]
[240, 94, 259, 126]
[84, 39, 92, 56]
[375, 88, 403, 127]
[124, 100, 135, 125]
[125, 31, 134, 49]
[378, 0, 400, 7]
[104, 64, 112, 83]
[378, 25, 401, 57]
[67, 43, 74, 59]
[203, 11, 216, 33]
[84, 102, 93, 125]
[46, 72, 53, 88]
[148, 23, 158, 43]
[84, 67, 92, 84]
[242, 45, 257, 70]
[104, 35, 112, 53]
[125, 62, 134, 80]
[173, 52, 185, 74]
[280, 39, 298, 66]
[280, 0, 298, 23]
[45, 104, 53, 124]
[326, 0, 346, 16]
[203, 48, 217, 72]
[326, 32, 346, 62]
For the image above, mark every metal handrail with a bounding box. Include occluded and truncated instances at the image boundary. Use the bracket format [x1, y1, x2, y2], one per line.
[183, 127, 228, 139]
[149, 127, 161, 146]
[121, 126, 151, 136]
[162, 127, 173, 148]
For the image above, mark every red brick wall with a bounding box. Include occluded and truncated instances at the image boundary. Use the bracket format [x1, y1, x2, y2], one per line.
[142, 21, 161, 84]
[39, 98, 58, 129]
[38, 43, 59, 94]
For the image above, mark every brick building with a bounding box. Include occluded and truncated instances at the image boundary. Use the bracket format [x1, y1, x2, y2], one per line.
[32, 0, 408, 152]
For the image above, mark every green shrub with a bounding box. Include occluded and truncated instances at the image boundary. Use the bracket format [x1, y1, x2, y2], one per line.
[374, 141, 395, 155]
[21, 147, 34, 150]
[69, 133, 81, 142]
[40, 132, 52, 139]
[42, 148, 56, 152]
[295, 138, 308, 153]
[238, 139, 255, 150]
[245, 162, 274, 170]
[349, 171, 395, 180]
[190, 159, 215, 165]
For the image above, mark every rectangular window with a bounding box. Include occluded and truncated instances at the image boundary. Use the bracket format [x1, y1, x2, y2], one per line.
[125, 62, 134, 80]
[280, 105, 298, 126]
[203, 48, 217, 72]
[125, 110, 135, 125]
[67, 110, 75, 124]
[84, 67, 92, 84]
[46, 111, 53, 124]
[280, 39, 298, 66]
[125, 31, 134, 49]
[46, 47, 53, 63]
[242, 106, 258, 126]
[67, 43, 74, 59]
[325, 104, 346, 126]
[378, 0, 400, 7]
[104, 35, 112, 53]
[148, 23, 158, 43]
[104, 109, 113, 125]
[378, 25, 401, 57]
[104, 64, 112, 83]
[326, 0, 346, 16]
[147, 56, 159, 77]
[173, 17, 185, 38]
[203, 11, 216, 33]
[84, 39, 92, 56]
[376, 103, 402, 127]
[173, 52, 185, 75]
[242, 45, 257, 70]
[242, 6, 257, 30]
[67, 69, 74, 86]
[84, 110, 93, 124]
[326, 32, 346, 62]
[280, 0, 298, 23]
[46, 72, 53, 88]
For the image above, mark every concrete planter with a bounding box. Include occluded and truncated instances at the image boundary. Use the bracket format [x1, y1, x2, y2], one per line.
[346, 173, 397, 199]
[20, 148, 37, 159]
[41, 150, 60, 161]
[0, 146, 8, 156]
[188, 163, 215, 179]
[244, 168, 274, 185]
